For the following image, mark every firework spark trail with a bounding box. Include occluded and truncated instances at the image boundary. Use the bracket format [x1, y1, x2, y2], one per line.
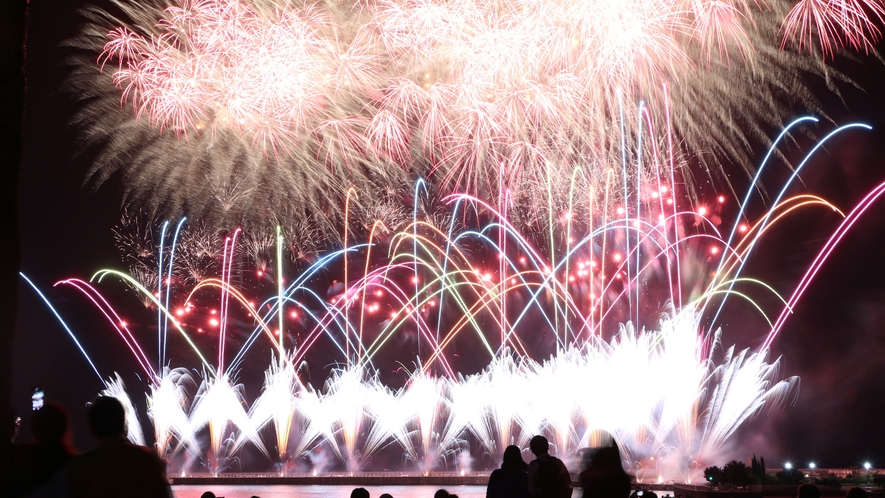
[764, 177, 885, 349]
[55, 278, 157, 379]
[162, 218, 188, 368]
[31, 84, 885, 477]
[781, 0, 885, 58]
[20, 273, 105, 381]
[147, 367, 197, 458]
[217, 229, 242, 376]
[67, 0, 878, 231]
[705, 122, 871, 333]
[300, 368, 381, 470]
[22, 219, 800, 479]
[101, 373, 147, 446]
[158, 221, 168, 372]
[395, 373, 456, 472]
[703, 117, 820, 329]
[697, 341, 798, 458]
[189, 373, 269, 475]
[33, 179, 839, 476]
[37, 186, 809, 478]
[185, 276, 292, 371]
[249, 352, 299, 461]
[91, 268, 215, 372]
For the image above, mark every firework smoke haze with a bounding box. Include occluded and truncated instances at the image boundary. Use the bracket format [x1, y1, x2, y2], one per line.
[66, 0, 878, 232]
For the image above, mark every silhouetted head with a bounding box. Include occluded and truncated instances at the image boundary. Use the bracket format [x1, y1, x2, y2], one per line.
[379, 494, 394, 498]
[797, 483, 820, 498]
[530, 435, 549, 456]
[434, 489, 450, 498]
[845, 488, 868, 498]
[199, 492, 216, 498]
[32, 403, 69, 444]
[592, 446, 624, 469]
[351, 487, 370, 498]
[87, 396, 126, 438]
[502, 445, 527, 471]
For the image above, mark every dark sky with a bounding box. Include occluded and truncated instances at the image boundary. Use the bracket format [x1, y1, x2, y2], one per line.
[12, 0, 885, 472]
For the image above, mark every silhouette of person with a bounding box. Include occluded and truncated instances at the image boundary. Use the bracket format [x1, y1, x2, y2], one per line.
[797, 483, 820, 498]
[199, 493, 216, 498]
[65, 396, 173, 497]
[528, 436, 573, 498]
[11, 403, 75, 496]
[379, 494, 394, 498]
[434, 489, 451, 498]
[845, 488, 868, 498]
[487, 445, 529, 498]
[351, 487, 370, 498]
[579, 444, 630, 498]
[527, 435, 573, 498]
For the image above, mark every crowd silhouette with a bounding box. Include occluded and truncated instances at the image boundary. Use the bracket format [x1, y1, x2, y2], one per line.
[486, 445, 528, 498]
[13, 403, 869, 498]
[10, 403, 74, 495]
[11, 396, 172, 497]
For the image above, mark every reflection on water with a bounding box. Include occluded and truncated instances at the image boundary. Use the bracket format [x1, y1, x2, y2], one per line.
[173, 484, 488, 498]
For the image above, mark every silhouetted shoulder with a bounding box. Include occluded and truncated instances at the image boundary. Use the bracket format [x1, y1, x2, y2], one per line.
[487, 469, 528, 498]
[67, 438, 171, 498]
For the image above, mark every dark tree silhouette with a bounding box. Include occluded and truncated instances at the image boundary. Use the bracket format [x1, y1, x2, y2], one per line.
[777, 467, 804, 485]
[751, 454, 767, 483]
[723, 460, 751, 486]
[815, 474, 842, 489]
[704, 466, 724, 485]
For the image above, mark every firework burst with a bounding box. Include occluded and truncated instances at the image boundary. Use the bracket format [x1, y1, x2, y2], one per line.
[67, 0, 877, 232]
[30, 116, 883, 478]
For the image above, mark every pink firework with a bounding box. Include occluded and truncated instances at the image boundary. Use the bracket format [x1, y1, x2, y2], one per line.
[100, 0, 347, 155]
[781, 0, 885, 58]
[72, 0, 885, 232]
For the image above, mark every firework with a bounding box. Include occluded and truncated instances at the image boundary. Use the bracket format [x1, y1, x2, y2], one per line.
[100, 373, 147, 446]
[781, 0, 885, 57]
[27, 118, 884, 480]
[66, 0, 876, 231]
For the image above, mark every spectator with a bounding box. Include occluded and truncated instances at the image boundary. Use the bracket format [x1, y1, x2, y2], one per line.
[65, 396, 173, 497]
[579, 443, 630, 498]
[379, 494, 394, 498]
[845, 488, 868, 498]
[351, 488, 370, 498]
[487, 445, 529, 498]
[434, 489, 451, 498]
[10, 403, 75, 496]
[797, 483, 820, 498]
[527, 435, 573, 498]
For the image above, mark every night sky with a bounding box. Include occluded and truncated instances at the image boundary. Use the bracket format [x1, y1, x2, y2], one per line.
[12, 0, 885, 472]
